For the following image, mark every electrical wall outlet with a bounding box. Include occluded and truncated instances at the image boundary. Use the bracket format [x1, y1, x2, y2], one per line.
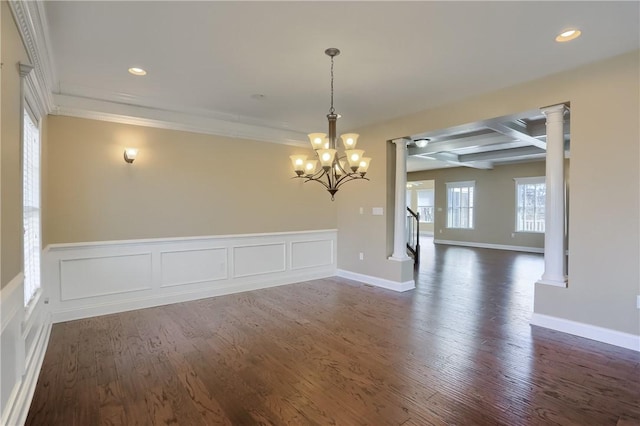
[637, 295, 640, 309]
[359, 252, 364, 260]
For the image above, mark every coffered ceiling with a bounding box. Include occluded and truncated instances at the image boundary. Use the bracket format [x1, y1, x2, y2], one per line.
[406, 109, 570, 172]
[20, 1, 640, 169]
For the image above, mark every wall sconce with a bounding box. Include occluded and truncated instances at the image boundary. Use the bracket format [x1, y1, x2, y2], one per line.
[124, 148, 138, 163]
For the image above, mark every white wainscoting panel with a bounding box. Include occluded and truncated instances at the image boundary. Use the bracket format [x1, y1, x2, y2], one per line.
[0, 274, 23, 424]
[233, 243, 286, 278]
[0, 273, 51, 426]
[161, 248, 227, 287]
[291, 239, 334, 270]
[45, 230, 337, 322]
[60, 253, 152, 301]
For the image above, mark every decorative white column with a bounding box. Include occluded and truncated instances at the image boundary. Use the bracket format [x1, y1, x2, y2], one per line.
[389, 138, 411, 261]
[537, 104, 567, 287]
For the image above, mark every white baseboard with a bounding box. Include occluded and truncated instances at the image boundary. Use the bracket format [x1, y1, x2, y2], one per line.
[434, 239, 544, 253]
[531, 313, 640, 352]
[45, 230, 337, 323]
[337, 269, 415, 292]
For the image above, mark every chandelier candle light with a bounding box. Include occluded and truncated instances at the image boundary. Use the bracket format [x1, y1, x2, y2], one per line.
[290, 48, 370, 201]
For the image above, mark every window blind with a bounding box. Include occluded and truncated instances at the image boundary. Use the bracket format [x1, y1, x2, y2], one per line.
[23, 108, 41, 306]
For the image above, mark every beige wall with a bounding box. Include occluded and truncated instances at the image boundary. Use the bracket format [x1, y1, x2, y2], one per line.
[338, 50, 639, 335]
[44, 116, 337, 244]
[409, 161, 550, 249]
[1, 1, 29, 288]
[335, 124, 408, 282]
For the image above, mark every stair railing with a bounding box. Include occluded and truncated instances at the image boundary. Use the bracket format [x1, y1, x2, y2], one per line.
[406, 207, 420, 262]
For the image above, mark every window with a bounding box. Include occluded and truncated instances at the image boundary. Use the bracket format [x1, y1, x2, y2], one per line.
[446, 181, 475, 229]
[23, 106, 41, 306]
[417, 189, 434, 223]
[515, 177, 545, 233]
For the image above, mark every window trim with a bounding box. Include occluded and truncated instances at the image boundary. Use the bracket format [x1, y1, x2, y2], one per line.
[514, 176, 546, 234]
[22, 74, 43, 312]
[446, 180, 476, 230]
[416, 188, 434, 224]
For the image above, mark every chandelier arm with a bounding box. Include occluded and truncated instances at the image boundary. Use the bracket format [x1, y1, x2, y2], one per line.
[334, 171, 365, 185]
[306, 169, 327, 180]
[291, 170, 326, 181]
[333, 173, 356, 187]
[305, 177, 331, 190]
[326, 168, 335, 189]
[335, 158, 349, 175]
[335, 175, 369, 190]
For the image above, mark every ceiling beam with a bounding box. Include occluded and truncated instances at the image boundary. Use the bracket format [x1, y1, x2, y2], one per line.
[459, 146, 546, 162]
[527, 119, 571, 139]
[424, 153, 494, 170]
[408, 131, 512, 156]
[485, 120, 547, 150]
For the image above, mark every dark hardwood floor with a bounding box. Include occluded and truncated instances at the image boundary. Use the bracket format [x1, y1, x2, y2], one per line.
[26, 240, 640, 425]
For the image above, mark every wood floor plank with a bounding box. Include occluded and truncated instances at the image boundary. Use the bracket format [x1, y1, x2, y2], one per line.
[164, 350, 233, 425]
[26, 240, 640, 425]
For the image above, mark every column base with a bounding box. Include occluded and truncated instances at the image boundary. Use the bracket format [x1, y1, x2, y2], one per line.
[536, 277, 568, 287]
[388, 255, 411, 262]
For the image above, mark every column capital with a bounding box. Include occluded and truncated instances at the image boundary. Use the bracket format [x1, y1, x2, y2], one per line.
[19, 62, 34, 77]
[541, 103, 567, 117]
[391, 137, 412, 146]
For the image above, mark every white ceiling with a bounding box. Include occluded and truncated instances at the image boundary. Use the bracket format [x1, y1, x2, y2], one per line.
[42, 1, 638, 152]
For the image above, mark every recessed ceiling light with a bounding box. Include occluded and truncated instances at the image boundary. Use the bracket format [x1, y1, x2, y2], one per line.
[555, 29, 581, 42]
[128, 67, 147, 76]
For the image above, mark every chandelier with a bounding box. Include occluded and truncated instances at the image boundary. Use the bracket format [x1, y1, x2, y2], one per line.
[289, 48, 370, 201]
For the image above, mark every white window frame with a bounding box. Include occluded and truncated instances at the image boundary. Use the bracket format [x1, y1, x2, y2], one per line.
[446, 180, 475, 229]
[417, 189, 434, 224]
[514, 176, 546, 234]
[21, 66, 44, 311]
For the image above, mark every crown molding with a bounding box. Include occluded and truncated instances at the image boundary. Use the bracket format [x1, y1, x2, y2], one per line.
[57, 82, 298, 134]
[9, 0, 309, 146]
[53, 94, 308, 147]
[9, 0, 56, 114]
